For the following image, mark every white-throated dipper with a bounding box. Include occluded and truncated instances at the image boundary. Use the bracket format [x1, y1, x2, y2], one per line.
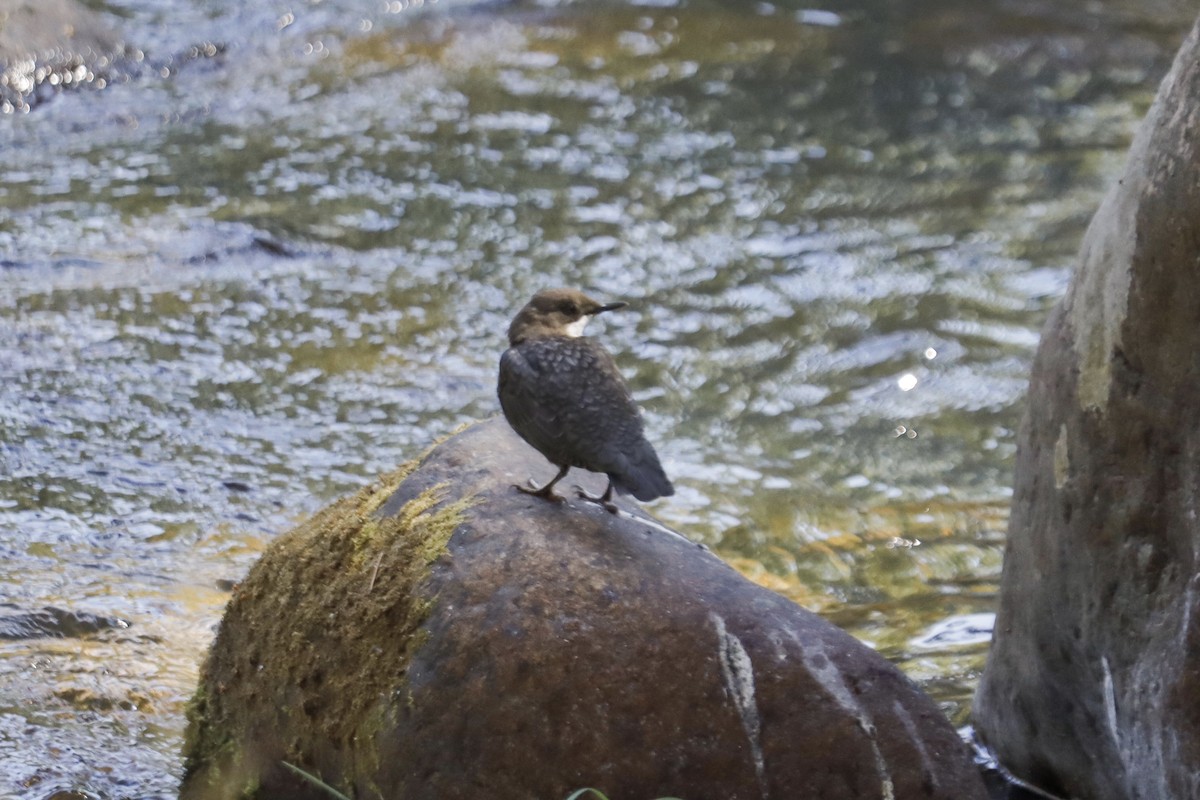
[498, 288, 675, 512]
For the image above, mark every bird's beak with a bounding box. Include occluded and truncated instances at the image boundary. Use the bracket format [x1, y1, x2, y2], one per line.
[595, 301, 628, 315]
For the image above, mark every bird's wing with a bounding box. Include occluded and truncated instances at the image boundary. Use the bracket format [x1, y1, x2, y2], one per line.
[563, 344, 674, 499]
[554, 342, 647, 470]
[498, 344, 571, 463]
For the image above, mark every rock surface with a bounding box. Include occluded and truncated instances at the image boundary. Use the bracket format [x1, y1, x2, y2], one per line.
[973, 14, 1200, 800]
[182, 417, 986, 800]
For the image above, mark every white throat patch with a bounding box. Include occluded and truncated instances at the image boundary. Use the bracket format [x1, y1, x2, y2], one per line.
[564, 316, 590, 337]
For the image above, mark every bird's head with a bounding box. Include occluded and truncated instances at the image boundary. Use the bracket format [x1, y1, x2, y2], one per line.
[507, 288, 627, 345]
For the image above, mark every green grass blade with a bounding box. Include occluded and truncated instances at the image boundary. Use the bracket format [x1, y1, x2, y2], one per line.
[281, 760, 353, 800]
[565, 790, 683, 800]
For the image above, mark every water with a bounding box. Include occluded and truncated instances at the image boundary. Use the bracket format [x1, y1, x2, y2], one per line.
[0, 0, 1193, 796]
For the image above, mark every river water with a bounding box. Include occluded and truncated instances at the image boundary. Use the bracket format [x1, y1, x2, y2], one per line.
[0, 0, 1193, 796]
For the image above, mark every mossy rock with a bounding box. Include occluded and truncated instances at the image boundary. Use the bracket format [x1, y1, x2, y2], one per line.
[181, 417, 986, 800]
[181, 452, 470, 799]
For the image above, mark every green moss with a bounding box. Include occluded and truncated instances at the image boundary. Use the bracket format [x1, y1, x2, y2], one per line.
[181, 450, 476, 800]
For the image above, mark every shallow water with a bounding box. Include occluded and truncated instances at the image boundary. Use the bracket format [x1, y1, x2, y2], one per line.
[0, 0, 1194, 796]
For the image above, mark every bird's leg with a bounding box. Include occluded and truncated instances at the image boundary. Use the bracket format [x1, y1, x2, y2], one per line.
[576, 478, 618, 514]
[515, 464, 570, 502]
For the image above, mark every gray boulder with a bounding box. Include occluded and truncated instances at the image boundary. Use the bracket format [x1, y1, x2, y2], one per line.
[973, 14, 1200, 800]
[182, 417, 986, 800]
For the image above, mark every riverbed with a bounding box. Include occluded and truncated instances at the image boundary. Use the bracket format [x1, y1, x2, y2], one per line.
[0, 0, 1193, 796]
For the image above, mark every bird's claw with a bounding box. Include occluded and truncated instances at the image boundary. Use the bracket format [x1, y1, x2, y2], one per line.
[574, 485, 618, 514]
[513, 481, 565, 503]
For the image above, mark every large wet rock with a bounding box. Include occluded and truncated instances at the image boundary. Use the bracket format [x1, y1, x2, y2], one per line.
[973, 14, 1200, 800]
[181, 417, 986, 800]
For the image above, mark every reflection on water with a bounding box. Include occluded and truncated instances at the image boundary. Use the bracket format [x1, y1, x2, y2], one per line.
[0, 0, 1192, 795]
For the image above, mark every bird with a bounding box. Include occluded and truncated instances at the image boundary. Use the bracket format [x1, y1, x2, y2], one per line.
[498, 287, 675, 513]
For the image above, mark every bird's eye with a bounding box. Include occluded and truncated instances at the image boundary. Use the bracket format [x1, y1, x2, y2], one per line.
[561, 301, 579, 316]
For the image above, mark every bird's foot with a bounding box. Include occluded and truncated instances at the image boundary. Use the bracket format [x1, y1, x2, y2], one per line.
[514, 480, 565, 503]
[574, 485, 619, 514]
[513, 465, 570, 503]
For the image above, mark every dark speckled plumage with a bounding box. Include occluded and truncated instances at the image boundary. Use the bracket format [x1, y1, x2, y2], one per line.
[498, 288, 674, 508]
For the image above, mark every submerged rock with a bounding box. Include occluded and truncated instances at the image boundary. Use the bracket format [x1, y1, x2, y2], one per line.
[0, 0, 221, 113]
[0, 605, 129, 639]
[973, 14, 1200, 800]
[181, 417, 986, 800]
[0, 0, 129, 112]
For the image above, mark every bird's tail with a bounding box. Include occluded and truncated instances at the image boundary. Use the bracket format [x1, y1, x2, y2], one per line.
[612, 450, 675, 502]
